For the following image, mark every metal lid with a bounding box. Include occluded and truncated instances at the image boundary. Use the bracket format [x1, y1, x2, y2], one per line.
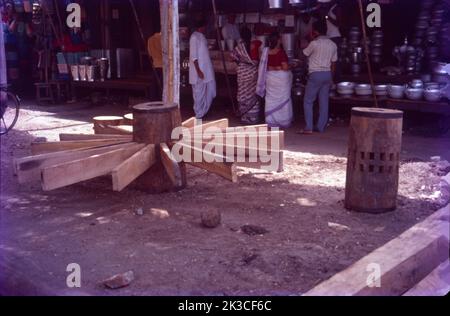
[133, 102, 178, 113]
[352, 107, 403, 119]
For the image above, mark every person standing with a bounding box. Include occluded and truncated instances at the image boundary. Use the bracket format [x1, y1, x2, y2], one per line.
[256, 32, 293, 129]
[221, 14, 240, 42]
[300, 19, 337, 134]
[231, 27, 262, 124]
[147, 31, 163, 99]
[189, 19, 216, 119]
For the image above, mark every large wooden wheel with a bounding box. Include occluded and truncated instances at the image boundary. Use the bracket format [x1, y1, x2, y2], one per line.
[14, 102, 285, 193]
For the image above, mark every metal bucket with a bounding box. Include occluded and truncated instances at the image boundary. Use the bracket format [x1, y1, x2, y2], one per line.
[71, 65, 80, 81]
[78, 65, 87, 81]
[98, 58, 109, 82]
[269, 0, 283, 9]
[282, 33, 296, 52]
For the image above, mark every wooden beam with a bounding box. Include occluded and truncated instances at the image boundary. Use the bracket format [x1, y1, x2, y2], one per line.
[15, 143, 137, 184]
[182, 117, 196, 128]
[304, 206, 450, 296]
[189, 119, 229, 133]
[59, 133, 132, 141]
[403, 260, 450, 296]
[41, 144, 145, 191]
[31, 139, 130, 155]
[112, 145, 156, 192]
[160, 143, 183, 187]
[94, 125, 133, 135]
[178, 143, 237, 182]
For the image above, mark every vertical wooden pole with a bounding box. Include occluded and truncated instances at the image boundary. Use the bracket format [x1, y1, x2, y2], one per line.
[160, 0, 180, 106]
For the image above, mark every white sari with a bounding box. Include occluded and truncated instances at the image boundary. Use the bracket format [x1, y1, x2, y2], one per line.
[256, 48, 293, 128]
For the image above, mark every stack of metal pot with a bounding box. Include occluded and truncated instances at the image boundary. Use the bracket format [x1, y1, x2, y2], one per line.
[370, 29, 383, 65]
[348, 27, 363, 76]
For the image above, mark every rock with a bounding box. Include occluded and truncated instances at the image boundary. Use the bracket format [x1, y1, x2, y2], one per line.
[103, 271, 135, 289]
[328, 222, 351, 232]
[431, 156, 441, 162]
[374, 226, 385, 232]
[201, 209, 221, 228]
[135, 207, 144, 216]
[442, 174, 450, 186]
[241, 225, 269, 236]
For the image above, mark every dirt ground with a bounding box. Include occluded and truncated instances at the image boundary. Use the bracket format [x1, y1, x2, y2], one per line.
[1, 100, 449, 295]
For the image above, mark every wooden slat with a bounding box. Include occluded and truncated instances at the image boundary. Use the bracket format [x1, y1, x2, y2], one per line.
[177, 143, 237, 182]
[160, 143, 183, 187]
[112, 145, 156, 192]
[42, 144, 145, 191]
[182, 117, 196, 128]
[304, 206, 450, 296]
[403, 260, 450, 296]
[15, 143, 137, 184]
[94, 125, 133, 135]
[31, 139, 130, 155]
[59, 133, 132, 141]
[188, 119, 229, 134]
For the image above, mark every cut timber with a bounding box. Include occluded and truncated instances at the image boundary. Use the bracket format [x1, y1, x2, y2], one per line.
[16, 143, 137, 184]
[123, 113, 133, 125]
[31, 139, 130, 155]
[403, 260, 450, 296]
[42, 144, 145, 191]
[178, 143, 237, 182]
[304, 206, 449, 296]
[160, 143, 184, 187]
[59, 133, 132, 141]
[94, 125, 133, 135]
[112, 145, 156, 192]
[182, 117, 196, 128]
[189, 119, 229, 133]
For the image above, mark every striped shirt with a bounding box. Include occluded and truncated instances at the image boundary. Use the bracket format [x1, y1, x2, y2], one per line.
[303, 36, 338, 74]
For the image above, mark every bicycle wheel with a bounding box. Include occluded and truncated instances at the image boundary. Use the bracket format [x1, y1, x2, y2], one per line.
[0, 91, 20, 135]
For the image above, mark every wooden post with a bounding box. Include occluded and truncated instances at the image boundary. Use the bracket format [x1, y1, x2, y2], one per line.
[160, 0, 180, 106]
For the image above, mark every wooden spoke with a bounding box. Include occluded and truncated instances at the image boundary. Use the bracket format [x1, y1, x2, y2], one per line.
[112, 145, 156, 192]
[177, 143, 237, 182]
[59, 133, 132, 141]
[31, 139, 131, 155]
[160, 143, 184, 188]
[16, 142, 138, 184]
[41, 144, 145, 191]
[182, 117, 197, 128]
[188, 118, 229, 134]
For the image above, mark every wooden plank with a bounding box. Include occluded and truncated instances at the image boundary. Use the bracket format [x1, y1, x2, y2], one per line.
[59, 133, 132, 141]
[31, 139, 130, 155]
[182, 117, 197, 128]
[160, 143, 183, 187]
[15, 143, 137, 184]
[94, 125, 133, 135]
[403, 260, 450, 296]
[112, 145, 156, 192]
[188, 119, 229, 133]
[304, 206, 450, 296]
[178, 143, 237, 182]
[42, 144, 145, 191]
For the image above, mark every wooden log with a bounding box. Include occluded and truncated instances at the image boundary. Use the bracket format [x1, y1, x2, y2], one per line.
[31, 139, 130, 155]
[160, 143, 184, 188]
[182, 117, 196, 128]
[345, 108, 404, 213]
[188, 119, 229, 134]
[178, 143, 237, 182]
[304, 207, 449, 296]
[42, 144, 145, 191]
[132, 102, 186, 193]
[16, 142, 137, 184]
[112, 145, 156, 192]
[59, 133, 132, 141]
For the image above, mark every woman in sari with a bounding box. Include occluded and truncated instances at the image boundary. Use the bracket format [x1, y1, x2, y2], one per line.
[231, 27, 262, 124]
[256, 32, 293, 129]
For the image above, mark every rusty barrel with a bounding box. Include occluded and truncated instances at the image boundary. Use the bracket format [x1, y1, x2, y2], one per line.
[345, 107, 403, 213]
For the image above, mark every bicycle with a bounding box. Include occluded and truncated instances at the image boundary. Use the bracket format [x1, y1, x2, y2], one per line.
[0, 84, 20, 135]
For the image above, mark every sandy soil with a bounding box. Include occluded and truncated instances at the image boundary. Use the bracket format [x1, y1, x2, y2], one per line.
[0, 101, 449, 295]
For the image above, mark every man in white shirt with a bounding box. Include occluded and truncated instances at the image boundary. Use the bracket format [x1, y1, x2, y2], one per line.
[221, 15, 240, 42]
[300, 19, 338, 134]
[189, 19, 216, 119]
